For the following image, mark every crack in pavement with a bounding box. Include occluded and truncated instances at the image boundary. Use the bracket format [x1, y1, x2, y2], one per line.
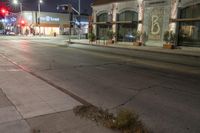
[110, 84, 159, 110]
[72, 62, 127, 69]
[38, 61, 128, 71]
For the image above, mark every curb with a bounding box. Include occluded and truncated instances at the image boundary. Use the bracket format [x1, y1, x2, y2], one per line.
[70, 41, 200, 58]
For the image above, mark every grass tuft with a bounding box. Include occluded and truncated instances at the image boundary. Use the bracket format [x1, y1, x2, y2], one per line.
[73, 105, 150, 133]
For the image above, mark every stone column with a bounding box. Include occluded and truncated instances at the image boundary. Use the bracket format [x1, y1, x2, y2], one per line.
[137, 0, 145, 42]
[169, 0, 179, 32]
[112, 3, 117, 43]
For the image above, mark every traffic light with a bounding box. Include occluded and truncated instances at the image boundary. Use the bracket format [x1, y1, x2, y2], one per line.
[0, 8, 8, 16]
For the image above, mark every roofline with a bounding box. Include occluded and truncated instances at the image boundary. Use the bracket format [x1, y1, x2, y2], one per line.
[92, 0, 134, 6]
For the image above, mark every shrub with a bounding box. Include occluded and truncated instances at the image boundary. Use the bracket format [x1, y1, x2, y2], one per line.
[163, 30, 176, 44]
[73, 105, 149, 133]
[0, 22, 4, 30]
[88, 32, 96, 42]
[106, 30, 115, 40]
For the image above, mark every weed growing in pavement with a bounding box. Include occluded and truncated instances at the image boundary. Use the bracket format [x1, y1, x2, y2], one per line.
[73, 105, 150, 133]
[32, 129, 41, 133]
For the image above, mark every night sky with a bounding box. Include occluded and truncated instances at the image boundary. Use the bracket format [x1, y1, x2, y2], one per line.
[5, 0, 94, 15]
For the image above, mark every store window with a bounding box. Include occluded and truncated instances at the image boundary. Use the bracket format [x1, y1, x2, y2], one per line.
[117, 10, 138, 42]
[97, 13, 108, 22]
[179, 4, 200, 47]
[96, 13, 111, 40]
[118, 11, 138, 22]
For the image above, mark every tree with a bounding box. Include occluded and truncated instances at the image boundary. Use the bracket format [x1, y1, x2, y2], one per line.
[0, 21, 4, 30]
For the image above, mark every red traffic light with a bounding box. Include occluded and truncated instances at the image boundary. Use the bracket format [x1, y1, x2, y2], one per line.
[1, 9, 6, 13]
[0, 8, 8, 16]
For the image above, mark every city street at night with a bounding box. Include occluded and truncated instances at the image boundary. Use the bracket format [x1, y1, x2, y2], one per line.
[0, 36, 199, 133]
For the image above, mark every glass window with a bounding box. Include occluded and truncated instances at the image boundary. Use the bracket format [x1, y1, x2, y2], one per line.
[180, 4, 200, 18]
[97, 25, 112, 40]
[97, 13, 108, 22]
[118, 11, 138, 22]
[179, 22, 200, 46]
[117, 10, 138, 42]
[178, 4, 200, 47]
[117, 23, 138, 42]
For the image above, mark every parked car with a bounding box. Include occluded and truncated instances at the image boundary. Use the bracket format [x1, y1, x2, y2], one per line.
[0, 30, 4, 34]
[6, 31, 16, 36]
[124, 33, 136, 42]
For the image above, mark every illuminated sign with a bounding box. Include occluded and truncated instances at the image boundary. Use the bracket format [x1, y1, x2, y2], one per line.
[40, 16, 60, 22]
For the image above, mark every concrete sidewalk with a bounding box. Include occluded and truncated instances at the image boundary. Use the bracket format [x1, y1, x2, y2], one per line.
[71, 39, 200, 58]
[0, 55, 116, 133]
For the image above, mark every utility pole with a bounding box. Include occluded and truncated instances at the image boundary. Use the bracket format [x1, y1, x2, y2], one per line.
[68, 3, 72, 43]
[78, 0, 81, 39]
[13, 0, 23, 35]
[38, 0, 43, 36]
[19, 2, 22, 35]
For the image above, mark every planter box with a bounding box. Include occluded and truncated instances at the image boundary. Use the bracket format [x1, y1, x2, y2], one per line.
[106, 39, 114, 45]
[89, 39, 96, 44]
[163, 43, 175, 49]
[133, 41, 142, 46]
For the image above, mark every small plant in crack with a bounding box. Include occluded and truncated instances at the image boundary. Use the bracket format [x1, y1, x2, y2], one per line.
[73, 105, 150, 133]
[32, 129, 41, 133]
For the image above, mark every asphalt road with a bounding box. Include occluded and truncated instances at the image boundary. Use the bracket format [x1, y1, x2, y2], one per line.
[0, 37, 199, 133]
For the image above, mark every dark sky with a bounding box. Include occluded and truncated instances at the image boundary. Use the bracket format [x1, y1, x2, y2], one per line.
[6, 0, 94, 15]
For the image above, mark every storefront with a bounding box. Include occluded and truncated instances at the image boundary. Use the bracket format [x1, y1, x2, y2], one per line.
[117, 10, 138, 42]
[96, 12, 112, 40]
[92, 0, 200, 47]
[178, 3, 200, 47]
[6, 11, 70, 35]
[92, 0, 138, 42]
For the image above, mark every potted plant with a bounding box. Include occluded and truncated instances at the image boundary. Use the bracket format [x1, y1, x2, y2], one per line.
[163, 30, 175, 49]
[88, 32, 96, 43]
[106, 30, 115, 44]
[133, 30, 142, 46]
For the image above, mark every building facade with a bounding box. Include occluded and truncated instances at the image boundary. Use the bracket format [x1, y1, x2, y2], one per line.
[92, 0, 200, 47]
[5, 11, 70, 35]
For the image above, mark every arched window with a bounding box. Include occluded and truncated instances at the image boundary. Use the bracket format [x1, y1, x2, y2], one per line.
[117, 10, 138, 42]
[118, 10, 138, 22]
[97, 13, 108, 22]
[96, 12, 111, 40]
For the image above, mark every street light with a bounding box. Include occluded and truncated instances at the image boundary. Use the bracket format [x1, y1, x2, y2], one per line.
[13, 0, 18, 5]
[13, 0, 22, 14]
[78, 0, 81, 39]
[13, 0, 23, 35]
[38, 0, 43, 36]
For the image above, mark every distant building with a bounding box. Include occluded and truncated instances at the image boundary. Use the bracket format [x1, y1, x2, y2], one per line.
[5, 11, 89, 36]
[91, 0, 200, 47]
[5, 11, 69, 35]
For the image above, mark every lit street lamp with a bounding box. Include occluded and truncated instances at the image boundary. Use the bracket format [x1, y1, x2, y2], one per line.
[13, 0, 23, 35]
[13, 0, 22, 15]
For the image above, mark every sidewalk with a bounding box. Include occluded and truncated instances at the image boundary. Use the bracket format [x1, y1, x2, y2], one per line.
[71, 39, 200, 58]
[0, 55, 116, 133]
